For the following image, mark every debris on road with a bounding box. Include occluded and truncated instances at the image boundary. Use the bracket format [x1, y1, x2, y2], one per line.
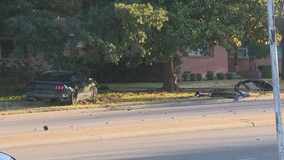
[210, 79, 273, 100]
[43, 125, 48, 131]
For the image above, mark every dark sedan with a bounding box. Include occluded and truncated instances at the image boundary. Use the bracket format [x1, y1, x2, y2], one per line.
[26, 70, 98, 104]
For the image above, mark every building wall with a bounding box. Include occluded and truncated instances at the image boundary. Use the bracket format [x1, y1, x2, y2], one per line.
[0, 52, 52, 87]
[228, 57, 282, 73]
[180, 45, 228, 74]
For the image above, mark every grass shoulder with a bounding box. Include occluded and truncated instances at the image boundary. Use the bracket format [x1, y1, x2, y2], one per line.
[0, 79, 279, 115]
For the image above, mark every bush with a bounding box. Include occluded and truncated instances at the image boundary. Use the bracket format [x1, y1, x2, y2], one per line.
[182, 73, 189, 81]
[99, 85, 109, 90]
[176, 74, 183, 82]
[225, 72, 234, 80]
[197, 73, 202, 81]
[206, 71, 215, 80]
[190, 73, 196, 81]
[216, 72, 225, 80]
[258, 65, 272, 78]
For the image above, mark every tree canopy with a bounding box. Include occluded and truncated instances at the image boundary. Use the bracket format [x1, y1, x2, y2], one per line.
[0, 0, 281, 90]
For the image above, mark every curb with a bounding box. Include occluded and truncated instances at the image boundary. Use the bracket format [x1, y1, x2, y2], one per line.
[115, 95, 275, 111]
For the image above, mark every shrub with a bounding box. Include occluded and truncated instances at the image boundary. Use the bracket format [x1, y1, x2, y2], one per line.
[176, 74, 183, 82]
[190, 73, 196, 81]
[197, 73, 202, 81]
[225, 72, 234, 80]
[182, 73, 189, 81]
[99, 85, 109, 90]
[206, 71, 215, 80]
[258, 65, 272, 78]
[216, 72, 225, 80]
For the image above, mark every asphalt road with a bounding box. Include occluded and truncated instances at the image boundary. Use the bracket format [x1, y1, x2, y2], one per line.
[0, 99, 278, 137]
[2, 126, 279, 160]
[0, 99, 283, 159]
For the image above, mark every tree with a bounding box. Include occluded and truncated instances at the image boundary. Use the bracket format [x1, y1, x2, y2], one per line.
[0, 0, 81, 59]
[246, 42, 270, 71]
[1, 0, 281, 92]
[0, 0, 167, 65]
[135, 0, 280, 92]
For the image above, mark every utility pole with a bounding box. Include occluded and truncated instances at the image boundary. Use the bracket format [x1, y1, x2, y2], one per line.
[267, 0, 284, 159]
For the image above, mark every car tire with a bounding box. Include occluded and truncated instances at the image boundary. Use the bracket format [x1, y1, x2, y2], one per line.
[91, 86, 98, 98]
[69, 90, 78, 105]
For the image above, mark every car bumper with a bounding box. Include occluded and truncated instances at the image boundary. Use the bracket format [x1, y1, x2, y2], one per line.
[27, 90, 72, 102]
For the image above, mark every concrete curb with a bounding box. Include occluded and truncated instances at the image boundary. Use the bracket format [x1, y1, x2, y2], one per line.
[119, 99, 235, 110]
[113, 95, 275, 111]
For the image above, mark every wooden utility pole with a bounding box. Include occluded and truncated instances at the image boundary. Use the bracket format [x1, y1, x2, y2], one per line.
[267, 0, 284, 159]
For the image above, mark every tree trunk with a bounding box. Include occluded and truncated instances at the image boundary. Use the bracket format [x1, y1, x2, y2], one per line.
[234, 49, 238, 65]
[160, 60, 182, 92]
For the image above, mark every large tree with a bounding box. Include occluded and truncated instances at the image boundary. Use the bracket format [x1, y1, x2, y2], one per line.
[130, 0, 279, 91]
[1, 0, 281, 92]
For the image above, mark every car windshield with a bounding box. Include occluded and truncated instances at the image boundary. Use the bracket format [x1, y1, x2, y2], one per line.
[36, 71, 72, 81]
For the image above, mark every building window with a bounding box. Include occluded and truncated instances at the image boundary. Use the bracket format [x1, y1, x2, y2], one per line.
[187, 43, 209, 56]
[76, 41, 83, 48]
[0, 41, 27, 59]
[65, 41, 83, 48]
[188, 49, 202, 56]
[237, 47, 248, 57]
[228, 42, 248, 58]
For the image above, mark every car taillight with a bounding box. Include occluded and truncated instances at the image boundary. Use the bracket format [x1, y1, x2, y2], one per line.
[55, 85, 64, 90]
[27, 84, 34, 89]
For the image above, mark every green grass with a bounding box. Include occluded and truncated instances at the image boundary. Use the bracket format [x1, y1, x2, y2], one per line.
[0, 79, 278, 115]
[100, 79, 277, 90]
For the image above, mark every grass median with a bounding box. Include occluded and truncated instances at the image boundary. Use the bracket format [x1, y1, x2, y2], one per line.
[0, 79, 278, 115]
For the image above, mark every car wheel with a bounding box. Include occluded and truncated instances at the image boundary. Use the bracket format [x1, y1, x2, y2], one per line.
[91, 86, 98, 98]
[69, 90, 78, 105]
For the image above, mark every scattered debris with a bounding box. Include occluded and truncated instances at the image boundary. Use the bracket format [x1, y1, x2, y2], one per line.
[43, 125, 48, 131]
[209, 79, 273, 100]
[210, 89, 243, 100]
[194, 91, 209, 97]
[235, 79, 273, 92]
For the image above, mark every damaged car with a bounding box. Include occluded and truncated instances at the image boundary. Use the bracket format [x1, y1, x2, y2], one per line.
[234, 79, 273, 92]
[210, 79, 273, 100]
[26, 70, 98, 104]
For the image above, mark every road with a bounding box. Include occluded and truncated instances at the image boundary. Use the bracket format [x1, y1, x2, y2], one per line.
[0, 99, 283, 159]
[1, 126, 279, 160]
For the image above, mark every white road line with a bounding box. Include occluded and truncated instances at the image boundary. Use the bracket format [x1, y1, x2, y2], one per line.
[238, 158, 258, 160]
[40, 149, 145, 160]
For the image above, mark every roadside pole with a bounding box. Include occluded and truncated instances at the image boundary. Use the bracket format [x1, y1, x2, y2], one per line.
[267, 0, 284, 159]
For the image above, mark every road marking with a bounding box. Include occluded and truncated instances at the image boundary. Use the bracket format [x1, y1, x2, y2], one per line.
[238, 158, 258, 160]
[40, 149, 145, 160]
